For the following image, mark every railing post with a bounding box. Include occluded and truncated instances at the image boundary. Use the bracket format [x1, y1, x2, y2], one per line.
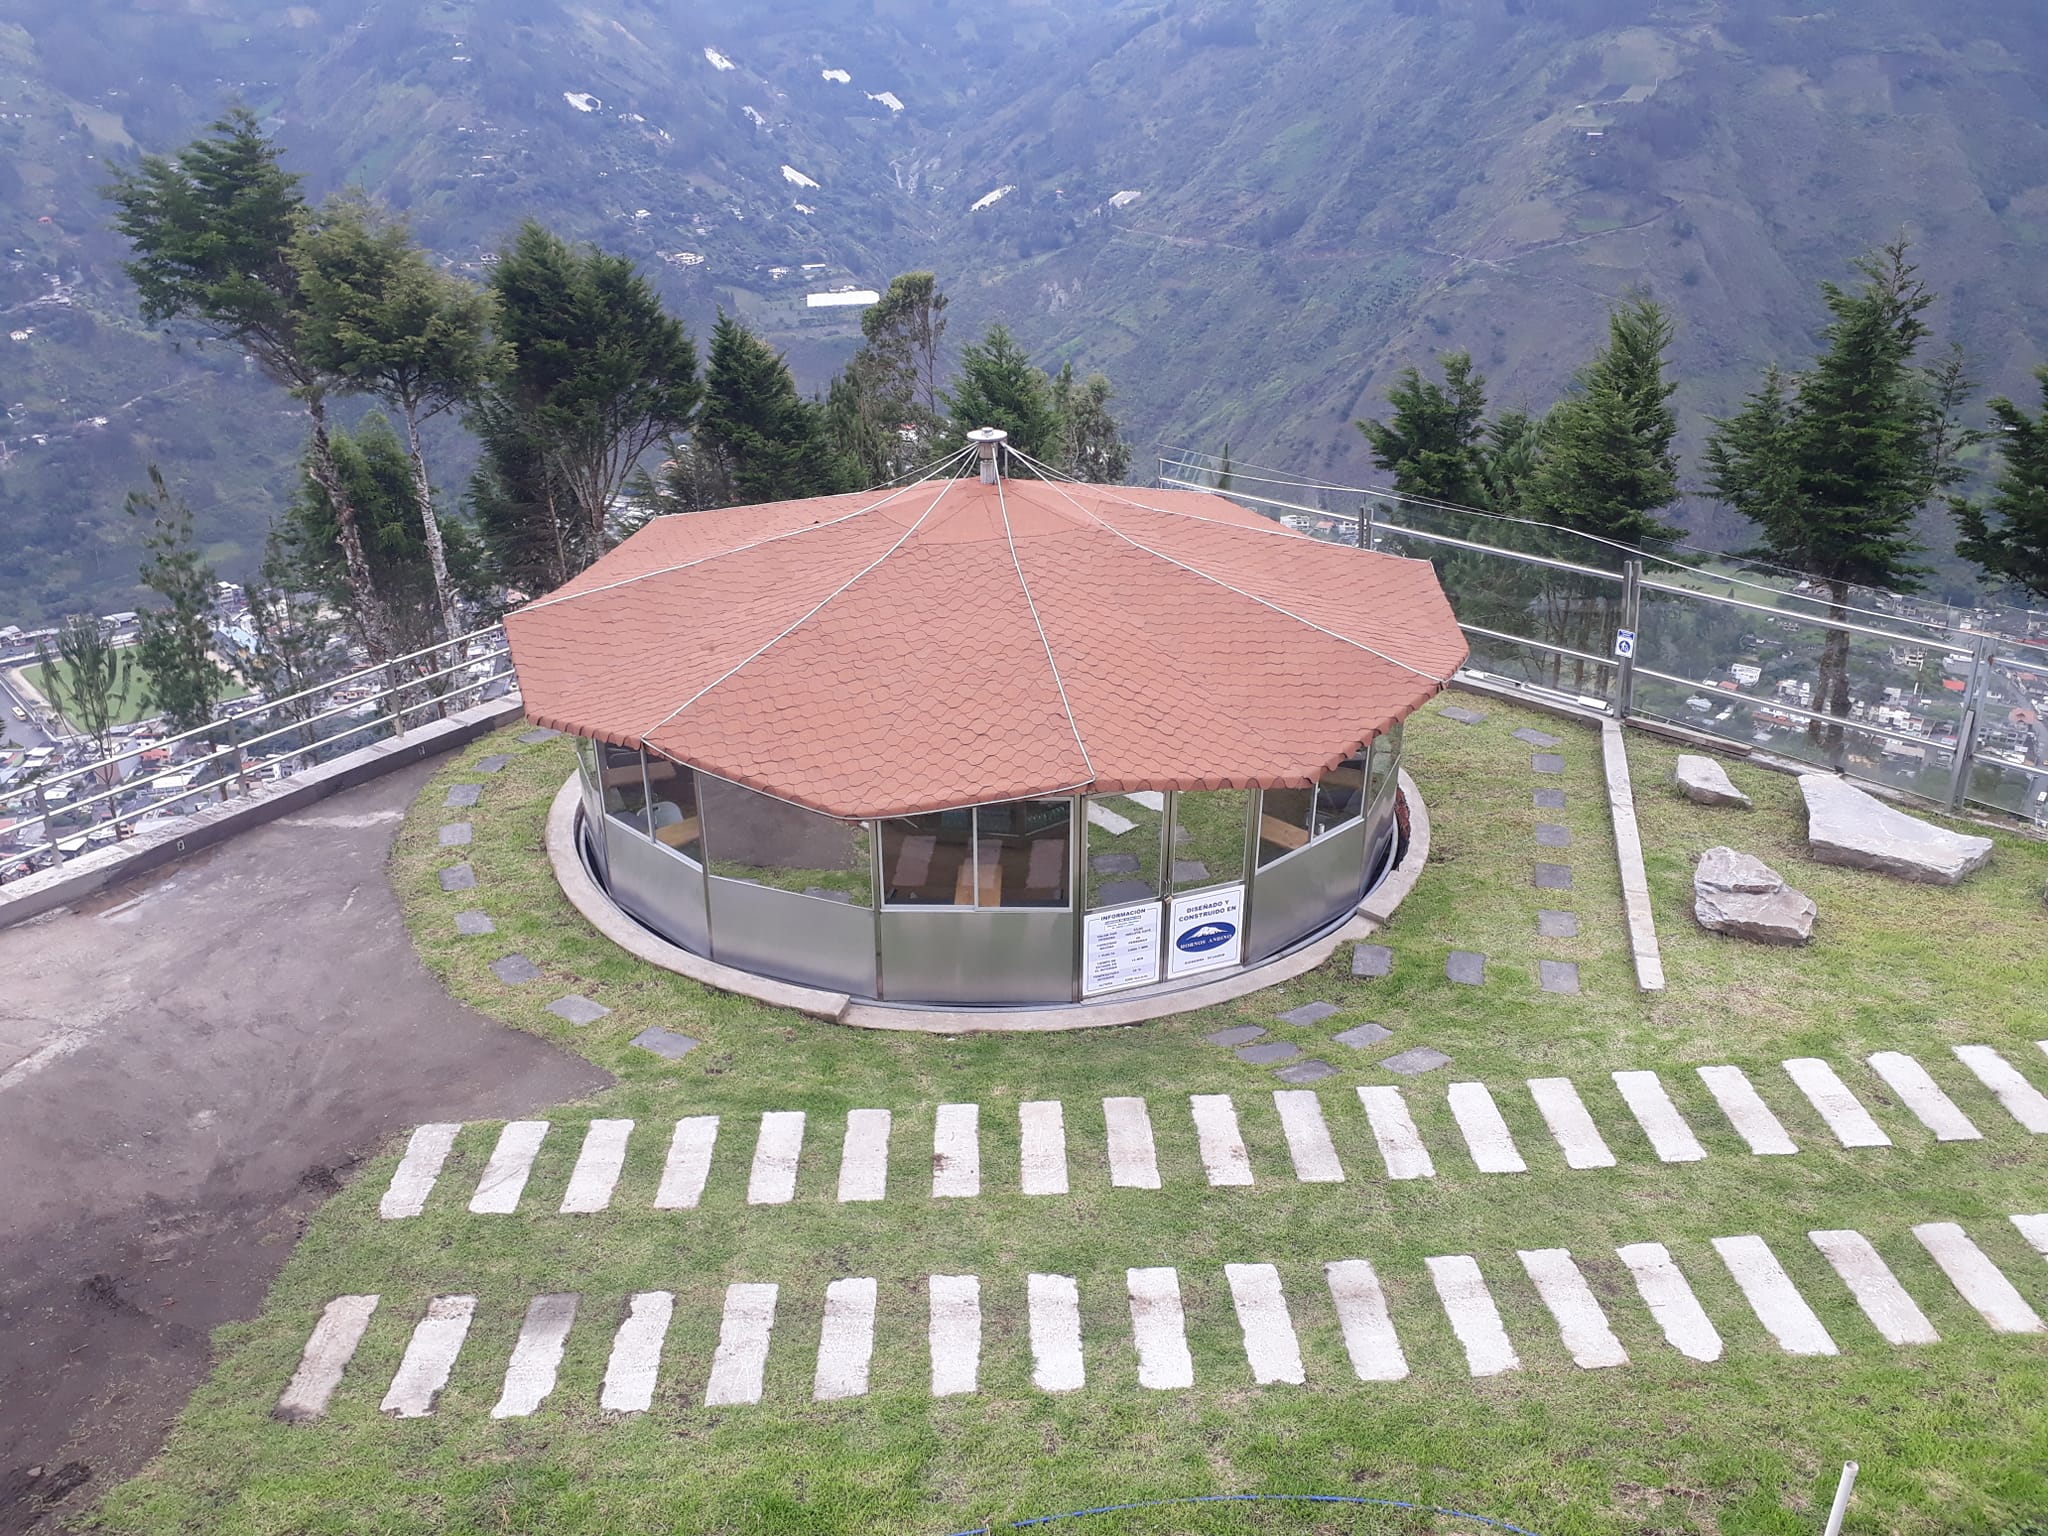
[1616, 559, 1643, 720]
[1947, 635, 1992, 811]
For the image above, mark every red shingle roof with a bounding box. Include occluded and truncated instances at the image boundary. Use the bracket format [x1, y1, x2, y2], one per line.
[504, 476, 1468, 819]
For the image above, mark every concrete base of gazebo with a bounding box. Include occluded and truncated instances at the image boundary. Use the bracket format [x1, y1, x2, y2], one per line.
[545, 771, 1432, 1033]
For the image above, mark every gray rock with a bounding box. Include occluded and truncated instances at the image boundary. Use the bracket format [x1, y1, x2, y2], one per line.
[1674, 754, 1752, 809]
[1533, 788, 1566, 810]
[1533, 862, 1573, 891]
[1800, 774, 1994, 885]
[1438, 704, 1487, 725]
[1351, 944, 1394, 978]
[1537, 909, 1578, 939]
[454, 909, 495, 936]
[1332, 1022, 1393, 1050]
[1276, 1002, 1340, 1028]
[475, 754, 512, 774]
[438, 822, 473, 847]
[632, 1026, 700, 1060]
[1446, 950, 1485, 986]
[1538, 960, 1581, 995]
[1090, 853, 1141, 875]
[1535, 823, 1571, 848]
[1380, 1046, 1451, 1075]
[1096, 879, 1156, 906]
[518, 728, 561, 744]
[1532, 753, 1566, 775]
[1696, 845, 1782, 894]
[1171, 860, 1211, 884]
[438, 863, 476, 892]
[1693, 845, 1817, 946]
[547, 994, 611, 1026]
[445, 783, 482, 808]
[1205, 1025, 1267, 1048]
[1237, 1040, 1303, 1066]
[490, 953, 541, 985]
[1514, 727, 1562, 748]
[1274, 1059, 1336, 1084]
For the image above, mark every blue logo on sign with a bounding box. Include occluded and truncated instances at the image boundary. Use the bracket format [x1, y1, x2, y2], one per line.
[1176, 922, 1237, 954]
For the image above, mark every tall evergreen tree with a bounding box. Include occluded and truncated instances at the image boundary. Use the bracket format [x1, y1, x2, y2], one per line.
[1050, 363, 1131, 483]
[1214, 444, 1234, 494]
[34, 617, 134, 815]
[1952, 366, 2048, 601]
[697, 313, 850, 504]
[130, 467, 230, 735]
[941, 324, 1062, 463]
[1356, 352, 1491, 508]
[861, 272, 950, 421]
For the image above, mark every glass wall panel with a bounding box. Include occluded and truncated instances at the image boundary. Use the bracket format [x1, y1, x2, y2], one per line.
[1257, 786, 1314, 867]
[882, 809, 973, 906]
[1170, 789, 1249, 891]
[1312, 751, 1368, 838]
[699, 776, 874, 902]
[977, 798, 1072, 908]
[600, 742, 653, 837]
[641, 753, 704, 864]
[1084, 792, 1163, 909]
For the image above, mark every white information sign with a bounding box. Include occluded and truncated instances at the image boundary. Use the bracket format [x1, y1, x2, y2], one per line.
[1167, 885, 1246, 979]
[1613, 628, 1637, 659]
[1082, 903, 1162, 996]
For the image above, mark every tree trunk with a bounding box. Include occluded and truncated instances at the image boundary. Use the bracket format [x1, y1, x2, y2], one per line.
[1810, 578, 1853, 763]
[303, 393, 394, 663]
[401, 404, 464, 646]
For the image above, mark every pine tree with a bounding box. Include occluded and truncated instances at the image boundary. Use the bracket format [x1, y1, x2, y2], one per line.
[130, 467, 230, 736]
[1356, 352, 1491, 507]
[941, 324, 1062, 463]
[1953, 367, 2048, 600]
[697, 313, 850, 504]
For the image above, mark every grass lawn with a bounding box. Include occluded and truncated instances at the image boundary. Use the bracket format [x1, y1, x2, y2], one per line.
[91, 699, 2048, 1536]
[20, 656, 248, 730]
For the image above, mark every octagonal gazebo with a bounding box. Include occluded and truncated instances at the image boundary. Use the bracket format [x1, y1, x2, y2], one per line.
[504, 443, 1467, 1009]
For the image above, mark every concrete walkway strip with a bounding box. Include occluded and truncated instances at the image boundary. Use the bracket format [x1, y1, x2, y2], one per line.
[1867, 1052, 1981, 1142]
[837, 1109, 892, 1204]
[929, 1274, 982, 1397]
[1808, 1232, 1937, 1346]
[276, 1295, 380, 1421]
[380, 1123, 462, 1220]
[1190, 1094, 1255, 1186]
[1020, 1100, 1070, 1196]
[1357, 1085, 1435, 1180]
[1616, 1242, 1722, 1362]
[813, 1277, 878, 1401]
[600, 1291, 674, 1413]
[1911, 1222, 2043, 1334]
[1126, 1267, 1196, 1390]
[1272, 1090, 1345, 1183]
[559, 1119, 634, 1214]
[492, 1293, 580, 1418]
[1612, 1071, 1706, 1163]
[1711, 1235, 1837, 1356]
[747, 1111, 806, 1206]
[1518, 1248, 1628, 1369]
[1526, 1078, 1615, 1169]
[1426, 1255, 1520, 1377]
[1782, 1058, 1892, 1148]
[1695, 1066, 1798, 1156]
[1324, 1259, 1407, 1382]
[1103, 1096, 1162, 1189]
[1952, 1045, 2048, 1133]
[2013, 1213, 2048, 1261]
[1028, 1273, 1086, 1393]
[1447, 1082, 1527, 1174]
[705, 1282, 781, 1405]
[1600, 718, 1666, 991]
[1225, 1262, 1306, 1385]
[932, 1103, 982, 1198]
[469, 1120, 550, 1214]
[655, 1115, 720, 1210]
[380, 1295, 477, 1417]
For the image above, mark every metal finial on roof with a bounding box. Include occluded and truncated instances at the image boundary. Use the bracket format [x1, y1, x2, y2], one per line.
[967, 427, 1008, 484]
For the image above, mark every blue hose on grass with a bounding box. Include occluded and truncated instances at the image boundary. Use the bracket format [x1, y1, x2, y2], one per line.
[945, 1492, 1547, 1535]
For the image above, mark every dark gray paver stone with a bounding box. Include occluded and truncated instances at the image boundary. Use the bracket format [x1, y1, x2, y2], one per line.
[1333, 1021, 1393, 1050]
[1172, 825, 1192, 846]
[1534, 788, 1567, 809]
[1274, 1059, 1336, 1084]
[1380, 1046, 1452, 1075]
[490, 953, 542, 985]
[1446, 950, 1486, 986]
[1534, 862, 1574, 891]
[1532, 753, 1567, 775]
[1276, 1001, 1341, 1028]
[1089, 853, 1141, 876]
[547, 994, 612, 1026]
[454, 908, 496, 936]
[632, 1025, 700, 1060]
[475, 754, 512, 774]
[439, 863, 477, 892]
[438, 822, 473, 847]
[1237, 1040, 1303, 1066]
[1171, 860, 1210, 884]
[1096, 879, 1156, 906]
[518, 728, 561, 744]
[1514, 727, 1562, 748]
[1539, 960, 1581, 995]
[1351, 943, 1394, 978]
[1205, 1025, 1268, 1048]
[1438, 704, 1487, 725]
[1537, 909, 1579, 939]
[803, 886, 854, 903]
[445, 783, 482, 808]
[1535, 823, 1572, 848]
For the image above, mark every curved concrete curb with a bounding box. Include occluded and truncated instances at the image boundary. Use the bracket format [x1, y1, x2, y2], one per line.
[543, 770, 1432, 1034]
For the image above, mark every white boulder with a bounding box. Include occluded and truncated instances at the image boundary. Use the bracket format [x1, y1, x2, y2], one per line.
[1694, 846, 1817, 946]
[1675, 754, 1751, 809]
[1800, 774, 1993, 886]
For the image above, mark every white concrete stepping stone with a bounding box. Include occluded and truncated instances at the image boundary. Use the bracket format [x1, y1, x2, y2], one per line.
[1782, 1058, 1891, 1148]
[655, 1116, 719, 1210]
[1695, 1066, 1797, 1156]
[601, 1291, 674, 1412]
[470, 1121, 549, 1214]
[1447, 1082, 1526, 1173]
[1086, 802, 1136, 836]
[1519, 1249, 1628, 1369]
[1020, 1101, 1069, 1195]
[1866, 1052, 1981, 1141]
[837, 1109, 892, 1204]
[1225, 1263, 1305, 1385]
[560, 1119, 634, 1214]
[1272, 1090, 1344, 1182]
[1124, 791, 1167, 812]
[929, 1275, 982, 1397]
[1711, 1235, 1837, 1356]
[1324, 1260, 1407, 1382]
[1808, 1232, 1937, 1346]
[1912, 1223, 2043, 1334]
[1028, 1273, 1086, 1393]
[705, 1283, 780, 1405]
[1952, 1045, 2048, 1133]
[1357, 1085, 1435, 1180]
[492, 1294, 579, 1418]
[1103, 1097, 1162, 1189]
[1616, 1243, 1721, 1362]
[1190, 1094, 1255, 1187]
[932, 1103, 981, 1197]
[1426, 1255, 1520, 1377]
[813, 1277, 878, 1401]
[1526, 1078, 1615, 1169]
[1126, 1267, 1195, 1390]
[747, 1111, 806, 1206]
[2013, 1214, 2048, 1261]
[1612, 1071, 1706, 1163]
[381, 1295, 477, 1417]
[380, 1123, 461, 1219]
[276, 1295, 380, 1421]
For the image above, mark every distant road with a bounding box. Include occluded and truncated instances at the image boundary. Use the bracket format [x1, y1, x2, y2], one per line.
[0, 669, 54, 751]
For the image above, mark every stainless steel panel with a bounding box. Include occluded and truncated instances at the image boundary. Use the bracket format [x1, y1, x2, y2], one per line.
[604, 820, 709, 953]
[710, 877, 877, 996]
[879, 908, 1076, 1005]
[1247, 817, 1367, 962]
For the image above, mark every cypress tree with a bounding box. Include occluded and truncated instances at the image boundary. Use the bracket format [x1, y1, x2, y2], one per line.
[940, 325, 1063, 463]
[698, 314, 849, 504]
[130, 467, 230, 735]
[1356, 352, 1490, 508]
[1952, 366, 2048, 600]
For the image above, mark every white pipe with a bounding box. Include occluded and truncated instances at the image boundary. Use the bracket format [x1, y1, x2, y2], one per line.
[1821, 1461, 1859, 1536]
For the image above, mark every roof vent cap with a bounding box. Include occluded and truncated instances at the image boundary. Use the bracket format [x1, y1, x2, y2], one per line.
[967, 426, 1008, 484]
